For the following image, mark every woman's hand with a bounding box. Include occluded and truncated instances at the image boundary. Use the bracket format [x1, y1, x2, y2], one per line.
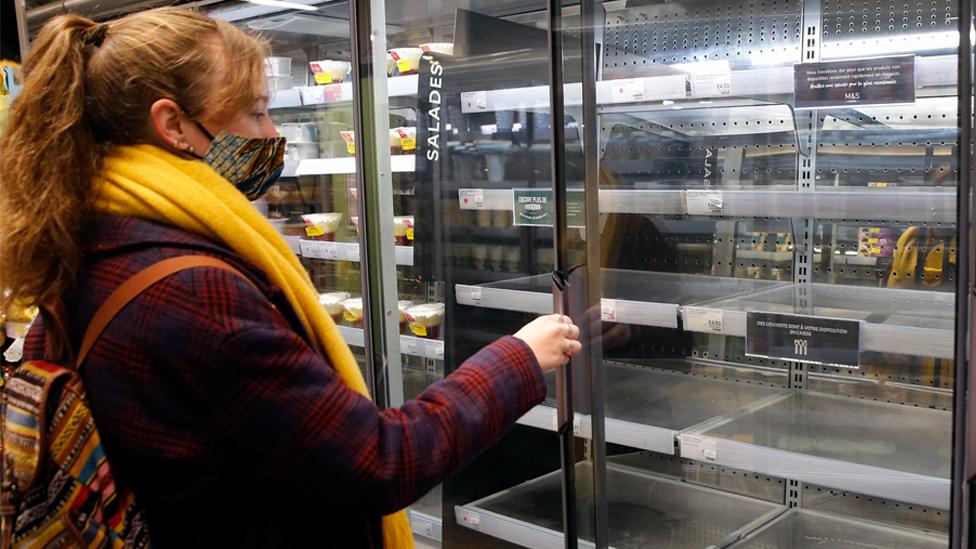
[514, 314, 582, 372]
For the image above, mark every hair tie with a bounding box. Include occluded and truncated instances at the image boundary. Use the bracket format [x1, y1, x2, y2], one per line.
[84, 23, 108, 48]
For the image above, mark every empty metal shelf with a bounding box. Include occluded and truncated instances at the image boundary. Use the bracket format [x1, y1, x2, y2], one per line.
[455, 461, 784, 548]
[517, 361, 787, 454]
[732, 509, 947, 548]
[680, 391, 952, 509]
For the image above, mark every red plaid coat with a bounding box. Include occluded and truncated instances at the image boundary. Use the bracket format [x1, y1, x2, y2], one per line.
[24, 216, 546, 548]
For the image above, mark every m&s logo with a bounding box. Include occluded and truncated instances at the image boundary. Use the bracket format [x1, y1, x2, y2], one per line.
[794, 339, 808, 356]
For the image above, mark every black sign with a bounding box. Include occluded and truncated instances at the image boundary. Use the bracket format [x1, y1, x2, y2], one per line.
[746, 312, 862, 368]
[794, 55, 915, 109]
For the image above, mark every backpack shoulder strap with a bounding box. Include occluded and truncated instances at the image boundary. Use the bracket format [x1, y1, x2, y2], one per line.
[76, 255, 256, 369]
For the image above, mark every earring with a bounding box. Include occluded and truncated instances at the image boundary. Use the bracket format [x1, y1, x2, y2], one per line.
[188, 145, 196, 155]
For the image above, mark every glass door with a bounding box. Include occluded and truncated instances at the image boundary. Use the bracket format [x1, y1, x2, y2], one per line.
[212, 0, 381, 380]
[445, 0, 968, 548]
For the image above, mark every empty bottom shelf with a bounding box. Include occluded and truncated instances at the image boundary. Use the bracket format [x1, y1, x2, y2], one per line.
[455, 461, 783, 548]
[733, 509, 947, 548]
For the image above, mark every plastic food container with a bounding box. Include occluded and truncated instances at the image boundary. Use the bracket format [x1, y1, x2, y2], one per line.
[404, 303, 445, 339]
[419, 43, 454, 56]
[388, 48, 423, 75]
[265, 56, 292, 76]
[394, 127, 417, 153]
[340, 297, 364, 328]
[319, 292, 351, 323]
[393, 216, 415, 246]
[340, 130, 356, 155]
[386, 52, 395, 76]
[388, 129, 402, 155]
[285, 142, 318, 161]
[301, 212, 342, 241]
[397, 300, 414, 334]
[309, 60, 351, 85]
[278, 122, 317, 143]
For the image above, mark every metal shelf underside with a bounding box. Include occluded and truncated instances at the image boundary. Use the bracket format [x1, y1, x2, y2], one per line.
[516, 361, 787, 454]
[458, 55, 955, 114]
[456, 461, 784, 549]
[682, 391, 951, 509]
[456, 269, 954, 358]
[458, 187, 957, 223]
[732, 509, 947, 548]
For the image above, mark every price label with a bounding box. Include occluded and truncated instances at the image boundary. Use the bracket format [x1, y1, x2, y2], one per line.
[323, 84, 343, 103]
[469, 286, 484, 307]
[690, 70, 733, 98]
[299, 240, 338, 260]
[684, 307, 724, 334]
[401, 336, 420, 356]
[301, 86, 325, 105]
[685, 190, 724, 215]
[458, 189, 485, 210]
[681, 434, 718, 461]
[461, 91, 488, 112]
[610, 78, 645, 103]
[459, 510, 481, 530]
[427, 340, 445, 360]
[601, 299, 617, 322]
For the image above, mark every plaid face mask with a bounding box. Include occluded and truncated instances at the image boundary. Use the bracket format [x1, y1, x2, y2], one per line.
[195, 122, 287, 201]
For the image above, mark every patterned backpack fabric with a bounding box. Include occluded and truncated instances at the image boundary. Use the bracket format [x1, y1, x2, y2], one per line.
[1, 255, 250, 548]
[1, 362, 151, 548]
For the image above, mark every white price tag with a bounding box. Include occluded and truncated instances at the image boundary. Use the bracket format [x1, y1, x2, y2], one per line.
[690, 71, 732, 98]
[458, 189, 485, 210]
[681, 434, 718, 461]
[401, 337, 421, 357]
[601, 299, 618, 322]
[684, 307, 724, 334]
[300, 241, 339, 261]
[459, 510, 481, 530]
[468, 287, 483, 307]
[685, 190, 724, 215]
[427, 340, 445, 361]
[300, 86, 326, 105]
[461, 91, 488, 112]
[610, 78, 645, 103]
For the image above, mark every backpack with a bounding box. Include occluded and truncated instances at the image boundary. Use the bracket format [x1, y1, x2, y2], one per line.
[1, 255, 250, 548]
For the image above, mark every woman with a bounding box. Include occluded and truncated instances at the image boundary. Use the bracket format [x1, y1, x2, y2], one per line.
[0, 8, 581, 548]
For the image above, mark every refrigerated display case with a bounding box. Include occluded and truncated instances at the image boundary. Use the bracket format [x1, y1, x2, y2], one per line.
[14, 0, 973, 545]
[367, 0, 973, 547]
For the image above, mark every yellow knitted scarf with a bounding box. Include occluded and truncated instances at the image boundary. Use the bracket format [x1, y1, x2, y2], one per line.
[95, 144, 413, 548]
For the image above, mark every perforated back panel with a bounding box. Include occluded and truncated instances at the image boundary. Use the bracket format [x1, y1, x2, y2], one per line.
[821, 0, 959, 58]
[603, 0, 803, 79]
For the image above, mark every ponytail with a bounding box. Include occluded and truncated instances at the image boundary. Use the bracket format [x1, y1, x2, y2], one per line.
[0, 15, 105, 327]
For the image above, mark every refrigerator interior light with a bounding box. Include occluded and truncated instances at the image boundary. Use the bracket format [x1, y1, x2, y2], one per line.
[243, 0, 318, 12]
[672, 59, 732, 75]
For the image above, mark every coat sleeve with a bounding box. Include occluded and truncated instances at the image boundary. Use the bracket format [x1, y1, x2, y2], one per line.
[204, 276, 547, 515]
